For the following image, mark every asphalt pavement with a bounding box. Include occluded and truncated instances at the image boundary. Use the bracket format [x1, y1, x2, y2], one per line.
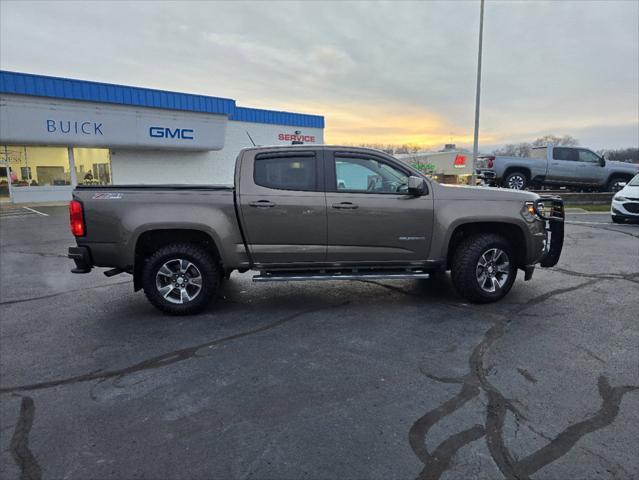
[0, 206, 637, 480]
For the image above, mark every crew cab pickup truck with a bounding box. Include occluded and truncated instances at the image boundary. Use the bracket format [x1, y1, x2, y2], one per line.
[476, 146, 639, 191]
[68, 146, 565, 314]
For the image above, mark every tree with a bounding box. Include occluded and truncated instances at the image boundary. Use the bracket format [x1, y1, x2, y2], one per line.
[601, 147, 639, 164]
[531, 135, 578, 147]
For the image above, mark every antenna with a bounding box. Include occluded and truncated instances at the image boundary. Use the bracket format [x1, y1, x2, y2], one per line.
[246, 131, 256, 146]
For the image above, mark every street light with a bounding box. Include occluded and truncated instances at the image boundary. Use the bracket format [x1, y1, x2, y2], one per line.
[471, 0, 485, 186]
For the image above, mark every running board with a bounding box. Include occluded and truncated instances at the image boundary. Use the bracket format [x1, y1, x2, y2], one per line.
[252, 271, 431, 282]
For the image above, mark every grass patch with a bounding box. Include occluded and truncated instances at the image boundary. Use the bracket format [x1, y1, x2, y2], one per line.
[565, 203, 610, 212]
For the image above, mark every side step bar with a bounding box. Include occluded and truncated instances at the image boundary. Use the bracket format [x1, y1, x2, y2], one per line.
[253, 271, 431, 282]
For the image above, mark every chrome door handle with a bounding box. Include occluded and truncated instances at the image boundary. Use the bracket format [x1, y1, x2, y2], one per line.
[332, 202, 358, 209]
[249, 200, 276, 208]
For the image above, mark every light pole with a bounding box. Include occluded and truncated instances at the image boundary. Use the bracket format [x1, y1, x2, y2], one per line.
[471, 0, 485, 186]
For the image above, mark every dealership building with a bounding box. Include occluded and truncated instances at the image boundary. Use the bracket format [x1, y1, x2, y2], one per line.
[0, 71, 324, 203]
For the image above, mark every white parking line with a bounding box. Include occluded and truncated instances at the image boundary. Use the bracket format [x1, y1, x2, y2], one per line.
[22, 206, 49, 216]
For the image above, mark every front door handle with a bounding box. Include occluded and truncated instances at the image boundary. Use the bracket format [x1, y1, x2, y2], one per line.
[249, 200, 276, 208]
[332, 202, 358, 210]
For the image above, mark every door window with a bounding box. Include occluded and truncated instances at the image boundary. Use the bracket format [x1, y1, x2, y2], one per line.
[254, 155, 317, 191]
[577, 149, 601, 163]
[553, 148, 578, 161]
[334, 156, 408, 193]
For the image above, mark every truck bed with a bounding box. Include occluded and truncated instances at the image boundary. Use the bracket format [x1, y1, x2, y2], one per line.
[73, 184, 249, 271]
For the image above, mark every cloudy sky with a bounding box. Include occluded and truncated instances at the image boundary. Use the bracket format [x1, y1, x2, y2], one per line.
[1, 0, 637, 150]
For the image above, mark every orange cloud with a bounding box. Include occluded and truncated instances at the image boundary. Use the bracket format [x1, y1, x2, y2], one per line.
[264, 100, 496, 149]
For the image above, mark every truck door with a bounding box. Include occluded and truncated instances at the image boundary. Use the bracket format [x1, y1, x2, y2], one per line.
[325, 150, 433, 263]
[237, 150, 327, 266]
[575, 148, 605, 186]
[547, 147, 578, 184]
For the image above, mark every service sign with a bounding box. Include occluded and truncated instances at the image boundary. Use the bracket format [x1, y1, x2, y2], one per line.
[0, 95, 227, 151]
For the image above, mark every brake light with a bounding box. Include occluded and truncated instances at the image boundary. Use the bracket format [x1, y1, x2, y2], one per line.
[69, 200, 85, 237]
[487, 156, 495, 168]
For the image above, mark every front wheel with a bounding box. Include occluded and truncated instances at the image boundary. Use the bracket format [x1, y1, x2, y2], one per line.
[611, 215, 625, 224]
[606, 176, 627, 193]
[451, 233, 517, 303]
[142, 243, 220, 315]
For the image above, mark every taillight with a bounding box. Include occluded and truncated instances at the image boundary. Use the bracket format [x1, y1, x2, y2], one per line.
[487, 156, 495, 168]
[69, 200, 85, 237]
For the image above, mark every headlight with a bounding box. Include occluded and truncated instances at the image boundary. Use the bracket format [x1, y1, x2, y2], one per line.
[614, 195, 627, 202]
[521, 201, 542, 222]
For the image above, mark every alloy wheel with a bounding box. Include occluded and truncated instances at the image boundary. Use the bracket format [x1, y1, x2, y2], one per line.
[507, 174, 525, 190]
[475, 248, 510, 293]
[155, 258, 203, 304]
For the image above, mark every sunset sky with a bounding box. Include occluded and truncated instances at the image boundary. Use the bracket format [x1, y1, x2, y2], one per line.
[1, 0, 637, 151]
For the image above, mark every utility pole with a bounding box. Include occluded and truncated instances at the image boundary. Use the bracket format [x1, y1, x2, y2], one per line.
[470, 0, 485, 186]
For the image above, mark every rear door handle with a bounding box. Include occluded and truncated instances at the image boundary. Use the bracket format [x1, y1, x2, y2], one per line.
[249, 200, 276, 208]
[332, 202, 358, 209]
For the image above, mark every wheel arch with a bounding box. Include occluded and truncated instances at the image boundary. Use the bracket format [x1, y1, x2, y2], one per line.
[445, 221, 527, 270]
[605, 172, 633, 187]
[133, 229, 221, 291]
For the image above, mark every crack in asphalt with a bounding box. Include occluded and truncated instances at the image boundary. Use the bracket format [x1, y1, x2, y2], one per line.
[515, 376, 639, 478]
[0, 302, 349, 394]
[10, 396, 42, 480]
[0, 280, 133, 306]
[5, 250, 68, 259]
[408, 279, 638, 480]
[551, 267, 639, 284]
[564, 221, 639, 238]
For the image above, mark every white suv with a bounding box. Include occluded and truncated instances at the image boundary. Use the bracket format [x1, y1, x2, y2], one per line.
[611, 173, 639, 223]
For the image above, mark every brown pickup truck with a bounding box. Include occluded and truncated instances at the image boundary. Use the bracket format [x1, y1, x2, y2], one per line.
[68, 145, 564, 314]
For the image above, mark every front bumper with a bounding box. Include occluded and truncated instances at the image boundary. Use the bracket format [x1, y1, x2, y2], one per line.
[68, 246, 93, 274]
[611, 199, 639, 219]
[535, 196, 565, 268]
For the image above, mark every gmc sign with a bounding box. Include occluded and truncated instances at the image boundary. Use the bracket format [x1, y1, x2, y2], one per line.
[149, 126, 194, 140]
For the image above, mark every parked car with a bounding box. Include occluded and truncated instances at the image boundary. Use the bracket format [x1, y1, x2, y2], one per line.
[68, 146, 565, 314]
[611, 173, 639, 223]
[476, 146, 639, 192]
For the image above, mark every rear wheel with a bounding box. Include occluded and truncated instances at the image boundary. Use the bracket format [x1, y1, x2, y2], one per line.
[451, 233, 517, 303]
[142, 243, 220, 315]
[503, 172, 528, 190]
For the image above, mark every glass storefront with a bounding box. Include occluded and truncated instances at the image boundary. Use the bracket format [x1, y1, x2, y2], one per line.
[0, 146, 111, 201]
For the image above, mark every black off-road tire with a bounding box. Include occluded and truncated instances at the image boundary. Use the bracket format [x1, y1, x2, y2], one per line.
[502, 171, 528, 190]
[142, 243, 220, 315]
[450, 233, 517, 303]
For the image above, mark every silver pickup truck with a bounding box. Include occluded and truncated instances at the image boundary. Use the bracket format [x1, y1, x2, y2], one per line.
[69, 145, 565, 314]
[476, 146, 639, 191]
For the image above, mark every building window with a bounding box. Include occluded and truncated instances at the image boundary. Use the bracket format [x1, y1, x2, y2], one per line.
[74, 148, 112, 185]
[0, 146, 112, 187]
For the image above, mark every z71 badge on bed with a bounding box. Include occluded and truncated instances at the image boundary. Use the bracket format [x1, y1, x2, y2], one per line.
[92, 192, 123, 200]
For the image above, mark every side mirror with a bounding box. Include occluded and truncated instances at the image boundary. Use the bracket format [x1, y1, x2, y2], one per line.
[600, 156, 606, 166]
[407, 175, 425, 195]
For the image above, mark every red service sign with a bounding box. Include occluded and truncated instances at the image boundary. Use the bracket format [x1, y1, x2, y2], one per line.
[453, 154, 467, 168]
[279, 133, 316, 143]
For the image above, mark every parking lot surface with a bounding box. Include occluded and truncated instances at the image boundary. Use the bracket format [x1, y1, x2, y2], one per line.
[1, 206, 638, 480]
